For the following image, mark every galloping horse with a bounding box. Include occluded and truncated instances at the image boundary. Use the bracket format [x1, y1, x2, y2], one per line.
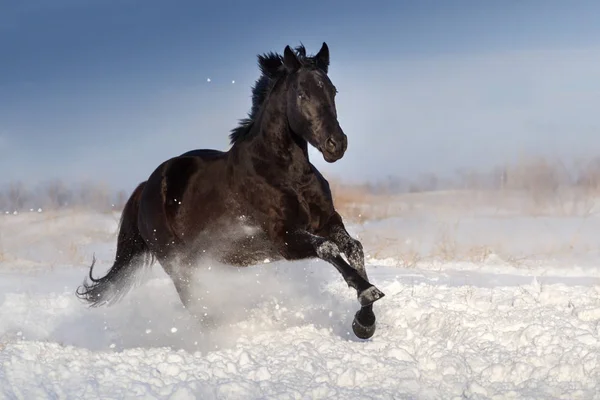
[76, 43, 385, 339]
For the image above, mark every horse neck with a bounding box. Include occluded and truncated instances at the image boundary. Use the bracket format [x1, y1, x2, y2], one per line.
[245, 84, 310, 166]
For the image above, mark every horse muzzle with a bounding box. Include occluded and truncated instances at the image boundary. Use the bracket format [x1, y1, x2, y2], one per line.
[321, 132, 347, 163]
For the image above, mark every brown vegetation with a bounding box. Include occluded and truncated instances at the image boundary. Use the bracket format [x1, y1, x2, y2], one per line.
[330, 155, 600, 222]
[0, 180, 128, 214]
[2, 154, 599, 220]
[1, 155, 599, 267]
[327, 155, 600, 267]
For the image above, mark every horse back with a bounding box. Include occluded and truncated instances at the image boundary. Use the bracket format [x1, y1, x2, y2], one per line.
[180, 149, 226, 160]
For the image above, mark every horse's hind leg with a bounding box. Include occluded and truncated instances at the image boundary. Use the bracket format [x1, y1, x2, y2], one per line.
[160, 255, 218, 328]
[159, 255, 197, 310]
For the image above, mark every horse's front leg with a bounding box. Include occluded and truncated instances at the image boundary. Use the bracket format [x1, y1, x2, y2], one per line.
[272, 225, 384, 339]
[317, 212, 380, 339]
[318, 212, 366, 279]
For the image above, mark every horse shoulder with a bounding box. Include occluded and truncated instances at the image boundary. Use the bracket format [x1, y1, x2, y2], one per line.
[299, 165, 336, 232]
[316, 170, 334, 198]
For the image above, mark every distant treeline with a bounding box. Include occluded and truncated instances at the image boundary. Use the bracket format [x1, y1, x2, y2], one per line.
[350, 155, 600, 196]
[0, 180, 128, 213]
[3, 155, 600, 213]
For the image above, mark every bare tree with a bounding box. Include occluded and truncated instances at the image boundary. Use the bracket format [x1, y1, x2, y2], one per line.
[77, 180, 112, 211]
[7, 181, 29, 211]
[43, 179, 72, 209]
[0, 191, 6, 212]
[114, 189, 129, 211]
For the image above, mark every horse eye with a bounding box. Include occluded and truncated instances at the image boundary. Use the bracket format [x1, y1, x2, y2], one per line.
[317, 81, 324, 89]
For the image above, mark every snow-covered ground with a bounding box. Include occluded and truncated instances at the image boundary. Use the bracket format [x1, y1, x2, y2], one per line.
[1, 191, 600, 399]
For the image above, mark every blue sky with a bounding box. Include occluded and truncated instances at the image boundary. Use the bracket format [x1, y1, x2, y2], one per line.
[2, 0, 600, 189]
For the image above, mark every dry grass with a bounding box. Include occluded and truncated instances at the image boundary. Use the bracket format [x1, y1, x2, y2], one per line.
[329, 181, 397, 223]
[397, 246, 422, 269]
[0, 179, 127, 215]
[361, 229, 537, 269]
[1, 154, 599, 268]
[358, 205, 597, 267]
[66, 242, 86, 265]
[330, 155, 600, 267]
[2, 153, 599, 218]
[0, 208, 120, 268]
[330, 155, 600, 222]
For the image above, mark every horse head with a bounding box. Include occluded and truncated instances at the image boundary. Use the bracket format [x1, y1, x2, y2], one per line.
[281, 43, 347, 163]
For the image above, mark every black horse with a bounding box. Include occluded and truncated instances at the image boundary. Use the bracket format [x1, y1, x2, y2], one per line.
[76, 43, 385, 339]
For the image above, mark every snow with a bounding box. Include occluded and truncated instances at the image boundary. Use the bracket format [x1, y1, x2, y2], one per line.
[1, 193, 600, 399]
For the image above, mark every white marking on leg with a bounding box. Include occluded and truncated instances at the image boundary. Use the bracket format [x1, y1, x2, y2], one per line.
[316, 241, 340, 259]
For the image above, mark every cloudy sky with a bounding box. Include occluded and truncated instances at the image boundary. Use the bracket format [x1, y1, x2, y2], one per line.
[2, 0, 600, 189]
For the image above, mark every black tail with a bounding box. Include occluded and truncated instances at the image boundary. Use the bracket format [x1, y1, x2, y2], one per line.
[76, 181, 154, 307]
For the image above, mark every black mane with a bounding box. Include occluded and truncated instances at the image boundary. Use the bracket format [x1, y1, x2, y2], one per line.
[229, 45, 327, 145]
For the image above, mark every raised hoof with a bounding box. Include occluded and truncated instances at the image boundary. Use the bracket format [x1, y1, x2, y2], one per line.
[358, 285, 385, 307]
[352, 309, 376, 339]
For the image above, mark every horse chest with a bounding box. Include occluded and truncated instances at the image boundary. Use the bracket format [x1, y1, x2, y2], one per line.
[288, 189, 325, 233]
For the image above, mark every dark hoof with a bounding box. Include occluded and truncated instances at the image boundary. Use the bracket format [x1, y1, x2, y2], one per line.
[352, 309, 376, 339]
[358, 285, 385, 307]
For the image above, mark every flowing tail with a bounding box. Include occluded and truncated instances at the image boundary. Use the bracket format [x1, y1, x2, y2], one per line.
[76, 181, 154, 307]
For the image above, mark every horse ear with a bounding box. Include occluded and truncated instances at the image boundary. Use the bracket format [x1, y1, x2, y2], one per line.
[315, 42, 330, 73]
[283, 45, 301, 72]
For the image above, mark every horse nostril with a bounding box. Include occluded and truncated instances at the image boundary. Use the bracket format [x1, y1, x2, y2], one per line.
[326, 138, 336, 152]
